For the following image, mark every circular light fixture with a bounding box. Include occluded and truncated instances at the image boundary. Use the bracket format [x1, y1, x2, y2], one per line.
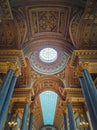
[39, 48, 57, 63]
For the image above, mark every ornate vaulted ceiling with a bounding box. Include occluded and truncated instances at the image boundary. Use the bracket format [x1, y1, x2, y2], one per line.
[1, 0, 97, 129]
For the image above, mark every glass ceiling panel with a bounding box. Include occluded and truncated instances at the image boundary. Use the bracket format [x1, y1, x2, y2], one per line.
[39, 48, 57, 63]
[40, 91, 58, 125]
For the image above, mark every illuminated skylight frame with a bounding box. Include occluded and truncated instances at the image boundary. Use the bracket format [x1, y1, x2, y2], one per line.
[39, 48, 57, 63]
[40, 91, 58, 125]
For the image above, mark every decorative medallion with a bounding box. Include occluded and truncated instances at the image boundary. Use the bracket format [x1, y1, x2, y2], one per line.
[30, 47, 67, 75]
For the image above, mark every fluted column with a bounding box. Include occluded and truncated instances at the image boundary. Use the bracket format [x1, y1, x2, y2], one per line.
[0, 75, 17, 129]
[21, 102, 30, 130]
[67, 103, 76, 130]
[82, 69, 97, 109]
[64, 113, 68, 130]
[28, 112, 33, 130]
[0, 69, 14, 113]
[79, 77, 97, 130]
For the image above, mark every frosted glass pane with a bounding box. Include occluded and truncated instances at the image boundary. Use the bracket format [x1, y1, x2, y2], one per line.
[39, 48, 57, 63]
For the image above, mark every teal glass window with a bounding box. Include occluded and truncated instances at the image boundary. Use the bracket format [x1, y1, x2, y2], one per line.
[40, 91, 58, 125]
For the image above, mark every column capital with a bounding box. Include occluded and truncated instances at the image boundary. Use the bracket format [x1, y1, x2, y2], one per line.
[14, 68, 21, 77]
[75, 62, 89, 77]
[7, 62, 21, 77]
[0, 62, 21, 77]
[26, 98, 32, 104]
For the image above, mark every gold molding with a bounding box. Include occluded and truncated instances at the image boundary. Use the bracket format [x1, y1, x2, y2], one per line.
[63, 88, 84, 106]
[12, 88, 33, 101]
[0, 50, 26, 67]
[66, 97, 84, 103]
[71, 50, 97, 65]
[71, 50, 97, 77]
[64, 88, 82, 92]
[0, 62, 21, 77]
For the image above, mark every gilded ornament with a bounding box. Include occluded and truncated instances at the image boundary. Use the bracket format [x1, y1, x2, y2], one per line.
[39, 11, 58, 32]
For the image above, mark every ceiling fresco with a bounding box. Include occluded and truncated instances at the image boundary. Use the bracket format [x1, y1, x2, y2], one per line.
[1, 0, 97, 129]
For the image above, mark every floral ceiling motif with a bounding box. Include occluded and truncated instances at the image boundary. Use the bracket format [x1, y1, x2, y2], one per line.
[28, 8, 68, 35]
[39, 11, 58, 32]
[30, 47, 67, 75]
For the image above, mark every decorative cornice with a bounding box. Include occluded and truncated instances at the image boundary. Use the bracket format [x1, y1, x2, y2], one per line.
[63, 101, 85, 113]
[13, 88, 33, 97]
[63, 88, 85, 111]
[71, 50, 97, 66]
[0, 62, 21, 77]
[71, 50, 97, 77]
[0, 50, 26, 67]
[64, 88, 82, 92]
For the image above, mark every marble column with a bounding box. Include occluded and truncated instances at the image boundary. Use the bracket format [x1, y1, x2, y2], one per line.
[28, 112, 33, 130]
[0, 75, 17, 130]
[21, 102, 30, 130]
[79, 77, 97, 130]
[0, 69, 14, 113]
[64, 113, 68, 130]
[86, 111, 93, 130]
[82, 69, 97, 109]
[4, 113, 12, 130]
[67, 103, 76, 130]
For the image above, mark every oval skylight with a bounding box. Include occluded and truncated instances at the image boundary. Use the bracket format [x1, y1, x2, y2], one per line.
[39, 48, 57, 63]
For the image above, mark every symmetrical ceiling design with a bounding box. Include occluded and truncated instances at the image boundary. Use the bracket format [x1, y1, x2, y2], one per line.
[30, 47, 67, 75]
[33, 76, 65, 99]
[2, 0, 97, 129]
[26, 6, 68, 35]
